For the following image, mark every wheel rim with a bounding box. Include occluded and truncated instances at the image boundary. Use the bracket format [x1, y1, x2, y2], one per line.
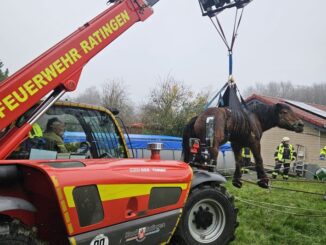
[188, 198, 226, 243]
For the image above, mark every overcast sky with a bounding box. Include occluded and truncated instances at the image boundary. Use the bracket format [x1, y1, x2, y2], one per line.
[1, 0, 325, 104]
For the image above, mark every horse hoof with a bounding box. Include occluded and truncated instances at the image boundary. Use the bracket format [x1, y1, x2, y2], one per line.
[232, 179, 242, 188]
[257, 178, 269, 189]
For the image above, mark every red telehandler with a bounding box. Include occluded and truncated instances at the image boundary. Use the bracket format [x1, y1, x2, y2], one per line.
[0, 1, 237, 244]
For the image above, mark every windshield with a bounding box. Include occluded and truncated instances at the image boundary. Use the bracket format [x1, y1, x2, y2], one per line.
[8, 104, 128, 160]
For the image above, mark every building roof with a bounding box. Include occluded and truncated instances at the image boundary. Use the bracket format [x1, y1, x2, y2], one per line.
[128, 123, 145, 128]
[245, 94, 326, 129]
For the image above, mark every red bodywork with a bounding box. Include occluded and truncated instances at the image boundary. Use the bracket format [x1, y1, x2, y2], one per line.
[1, 159, 192, 244]
[0, 0, 153, 159]
[0, 2, 195, 244]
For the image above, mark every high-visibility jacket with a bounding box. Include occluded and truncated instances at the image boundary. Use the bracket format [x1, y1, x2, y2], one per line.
[320, 146, 326, 157]
[28, 123, 43, 138]
[44, 131, 68, 153]
[241, 148, 252, 159]
[274, 143, 295, 163]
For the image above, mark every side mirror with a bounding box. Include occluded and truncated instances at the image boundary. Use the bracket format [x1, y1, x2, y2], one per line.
[108, 107, 119, 115]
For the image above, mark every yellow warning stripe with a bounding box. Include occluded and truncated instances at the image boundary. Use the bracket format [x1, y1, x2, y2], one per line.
[166, 208, 183, 244]
[51, 176, 74, 234]
[64, 183, 188, 208]
[69, 237, 77, 245]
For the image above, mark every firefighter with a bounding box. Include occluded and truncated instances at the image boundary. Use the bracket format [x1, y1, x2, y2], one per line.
[44, 117, 68, 153]
[28, 123, 43, 139]
[11, 123, 45, 159]
[241, 147, 252, 173]
[272, 137, 296, 180]
[27, 123, 46, 150]
[320, 146, 326, 160]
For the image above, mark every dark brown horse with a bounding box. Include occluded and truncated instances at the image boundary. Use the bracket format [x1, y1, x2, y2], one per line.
[182, 103, 304, 188]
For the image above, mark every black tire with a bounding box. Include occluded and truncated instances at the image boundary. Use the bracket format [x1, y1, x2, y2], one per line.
[0, 219, 44, 245]
[172, 184, 238, 245]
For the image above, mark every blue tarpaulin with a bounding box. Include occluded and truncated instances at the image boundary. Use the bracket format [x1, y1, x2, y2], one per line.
[63, 132, 86, 143]
[219, 142, 232, 154]
[125, 134, 232, 153]
[125, 134, 182, 150]
[63, 132, 232, 153]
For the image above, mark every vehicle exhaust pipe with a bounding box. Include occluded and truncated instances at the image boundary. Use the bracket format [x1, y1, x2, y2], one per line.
[147, 142, 163, 160]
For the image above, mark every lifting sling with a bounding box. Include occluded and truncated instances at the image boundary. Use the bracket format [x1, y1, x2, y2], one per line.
[198, 0, 253, 110]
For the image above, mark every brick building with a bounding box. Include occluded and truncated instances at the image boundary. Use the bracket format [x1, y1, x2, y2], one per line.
[246, 94, 326, 167]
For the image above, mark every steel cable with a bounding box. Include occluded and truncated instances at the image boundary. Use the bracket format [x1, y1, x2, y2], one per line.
[235, 197, 326, 218]
[240, 178, 325, 196]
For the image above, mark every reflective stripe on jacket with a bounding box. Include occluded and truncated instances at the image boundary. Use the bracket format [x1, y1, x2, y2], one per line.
[28, 123, 43, 138]
[320, 146, 326, 156]
[241, 148, 252, 159]
[274, 143, 295, 163]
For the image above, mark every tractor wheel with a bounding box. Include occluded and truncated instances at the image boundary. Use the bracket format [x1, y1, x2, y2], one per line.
[172, 185, 238, 245]
[0, 219, 44, 245]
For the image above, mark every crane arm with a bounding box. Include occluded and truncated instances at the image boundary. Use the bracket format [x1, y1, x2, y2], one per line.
[0, 0, 155, 131]
[0, 0, 158, 159]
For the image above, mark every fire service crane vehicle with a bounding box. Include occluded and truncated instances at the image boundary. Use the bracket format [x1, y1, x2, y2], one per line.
[0, 0, 246, 244]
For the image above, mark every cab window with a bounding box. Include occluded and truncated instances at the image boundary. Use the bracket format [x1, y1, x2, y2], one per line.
[7, 105, 127, 160]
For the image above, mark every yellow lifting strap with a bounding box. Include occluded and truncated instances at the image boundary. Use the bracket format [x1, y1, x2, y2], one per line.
[29, 123, 43, 138]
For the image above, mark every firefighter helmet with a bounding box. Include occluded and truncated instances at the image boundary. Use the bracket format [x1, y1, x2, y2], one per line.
[282, 137, 290, 142]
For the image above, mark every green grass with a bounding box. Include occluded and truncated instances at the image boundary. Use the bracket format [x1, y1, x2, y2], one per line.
[224, 177, 326, 245]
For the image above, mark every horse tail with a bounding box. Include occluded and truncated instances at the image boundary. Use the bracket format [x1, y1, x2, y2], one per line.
[182, 116, 198, 163]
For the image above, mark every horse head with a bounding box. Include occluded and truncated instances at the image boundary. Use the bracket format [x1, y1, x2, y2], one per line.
[275, 103, 304, 133]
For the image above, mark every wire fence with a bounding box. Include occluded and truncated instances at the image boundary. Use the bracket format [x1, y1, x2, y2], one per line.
[235, 197, 326, 218]
[214, 166, 326, 218]
[234, 176, 326, 218]
[206, 164, 326, 219]
[240, 178, 325, 196]
[215, 165, 325, 182]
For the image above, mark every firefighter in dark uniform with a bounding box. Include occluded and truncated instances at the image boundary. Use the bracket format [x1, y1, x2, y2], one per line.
[272, 137, 296, 180]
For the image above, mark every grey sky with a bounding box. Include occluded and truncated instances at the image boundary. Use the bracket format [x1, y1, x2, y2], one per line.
[1, 0, 325, 104]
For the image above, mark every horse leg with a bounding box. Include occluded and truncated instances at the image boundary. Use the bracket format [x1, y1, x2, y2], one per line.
[209, 147, 219, 165]
[208, 125, 224, 166]
[251, 143, 269, 189]
[231, 144, 243, 188]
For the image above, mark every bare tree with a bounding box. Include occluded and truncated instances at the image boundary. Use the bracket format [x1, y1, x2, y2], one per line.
[308, 83, 326, 105]
[100, 79, 134, 124]
[73, 86, 101, 106]
[244, 81, 326, 105]
[0, 60, 9, 82]
[71, 79, 135, 124]
[140, 75, 208, 136]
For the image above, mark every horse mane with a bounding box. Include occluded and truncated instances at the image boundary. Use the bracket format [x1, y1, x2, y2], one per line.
[247, 103, 278, 131]
[229, 109, 252, 136]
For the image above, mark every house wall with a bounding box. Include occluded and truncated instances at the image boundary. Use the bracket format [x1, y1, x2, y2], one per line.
[321, 132, 326, 149]
[260, 123, 326, 168]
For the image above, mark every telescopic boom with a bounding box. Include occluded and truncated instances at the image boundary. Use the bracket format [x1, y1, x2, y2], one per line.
[0, 0, 157, 159]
